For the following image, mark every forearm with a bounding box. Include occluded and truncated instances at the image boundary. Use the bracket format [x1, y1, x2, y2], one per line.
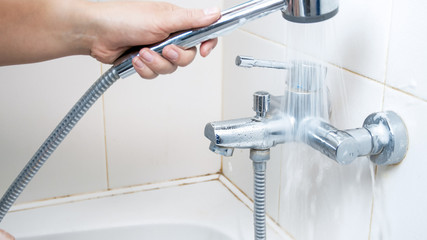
[0, 0, 95, 65]
[0, 0, 220, 79]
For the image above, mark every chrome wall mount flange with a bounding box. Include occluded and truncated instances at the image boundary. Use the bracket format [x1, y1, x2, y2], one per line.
[363, 111, 409, 165]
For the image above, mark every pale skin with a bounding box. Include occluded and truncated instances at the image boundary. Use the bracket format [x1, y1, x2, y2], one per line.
[0, 230, 13, 240]
[0, 0, 220, 79]
[0, 0, 220, 238]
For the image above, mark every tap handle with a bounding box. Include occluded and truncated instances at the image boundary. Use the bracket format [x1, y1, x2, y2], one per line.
[253, 91, 271, 118]
[235, 55, 290, 70]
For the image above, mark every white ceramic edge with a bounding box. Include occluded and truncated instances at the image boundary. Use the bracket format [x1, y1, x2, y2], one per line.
[9, 174, 220, 212]
[9, 174, 293, 240]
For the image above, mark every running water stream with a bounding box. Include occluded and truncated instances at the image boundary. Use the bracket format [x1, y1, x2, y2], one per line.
[277, 21, 381, 240]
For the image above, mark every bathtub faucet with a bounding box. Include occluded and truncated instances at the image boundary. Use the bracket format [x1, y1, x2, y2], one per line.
[205, 56, 409, 166]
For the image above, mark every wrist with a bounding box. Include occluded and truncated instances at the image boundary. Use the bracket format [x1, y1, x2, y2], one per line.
[62, 0, 98, 56]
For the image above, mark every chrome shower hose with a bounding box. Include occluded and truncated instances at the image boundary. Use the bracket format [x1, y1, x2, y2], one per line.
[253, 161, 267, 240]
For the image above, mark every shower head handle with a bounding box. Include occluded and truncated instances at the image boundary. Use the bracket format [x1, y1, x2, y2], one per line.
[113, 0, 287, 78]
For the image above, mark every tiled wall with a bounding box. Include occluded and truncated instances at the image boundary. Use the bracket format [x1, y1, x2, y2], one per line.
[222, 0, 427, 240]
[0, 0, 222, 203]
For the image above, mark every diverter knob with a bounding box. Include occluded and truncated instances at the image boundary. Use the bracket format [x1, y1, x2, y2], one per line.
[253, 91, 270, 118]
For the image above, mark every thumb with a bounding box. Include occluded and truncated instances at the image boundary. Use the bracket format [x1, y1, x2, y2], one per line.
[163, 7, 221, 33]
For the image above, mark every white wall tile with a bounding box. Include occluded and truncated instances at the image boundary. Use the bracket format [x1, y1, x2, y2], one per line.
[328, 66, 385, 129]
[371, 88, 427, 240]
[0, 57, 108, 203]
[330, 0, 392, 81]
[103, 39, 222, 189]
[386, 0, 427, 100]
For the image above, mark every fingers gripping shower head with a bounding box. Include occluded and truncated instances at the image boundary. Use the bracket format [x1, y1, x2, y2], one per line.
[114, 0, 340, 78]
[282, 0, 340, 23]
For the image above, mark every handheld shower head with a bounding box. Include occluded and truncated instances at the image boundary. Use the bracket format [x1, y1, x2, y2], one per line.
[114, 0, 339, 78]
[282, 0, 339, 23]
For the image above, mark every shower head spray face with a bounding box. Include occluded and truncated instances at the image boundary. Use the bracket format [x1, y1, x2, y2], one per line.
[282, 0, 339, 23]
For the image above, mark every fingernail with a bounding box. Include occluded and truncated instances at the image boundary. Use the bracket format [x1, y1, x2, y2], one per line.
[133, 57, 144, 69]
[165, 49, 179, 61]
[203, 7, 219, 16]
[141, 50, 154, 62]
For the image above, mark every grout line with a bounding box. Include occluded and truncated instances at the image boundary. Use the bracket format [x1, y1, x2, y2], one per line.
[9, 174, 220, 213]
[368, 196, 374, 240]
[276, 147, 283, 224]
[381, 83, 387, 111]
[385, 84, 427, 103]
[220, 35, 226, 173]
[218, 175, 295, 240]
[341, 65, 427, 104]
[380, 0, 395, 113]
[383, 0, 395, 87]
[100, 64, 111, 190]
[240, 29, 287, 49]
[102, 94, 110, 190]
[219, 174, 252, 207]
[368, 165, 379, 240]
[340, 67, 384, 85]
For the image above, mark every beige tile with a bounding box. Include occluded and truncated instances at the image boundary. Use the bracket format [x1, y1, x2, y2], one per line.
[0, 56, 108, 203]
[103, 41, 222, 189]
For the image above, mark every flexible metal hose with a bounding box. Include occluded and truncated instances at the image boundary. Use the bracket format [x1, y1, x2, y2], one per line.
[0, 67, 120, 222]
[253, 161, 267, 240]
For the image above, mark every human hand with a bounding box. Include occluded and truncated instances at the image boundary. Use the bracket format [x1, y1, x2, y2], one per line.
[88, 1, 221, 79]
[0, 229, 14, 240]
